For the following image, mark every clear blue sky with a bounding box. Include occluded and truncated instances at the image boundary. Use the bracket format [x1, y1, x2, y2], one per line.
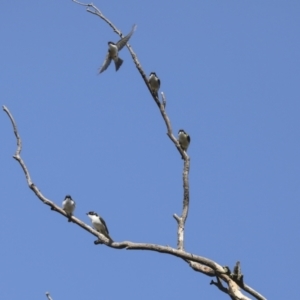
[1, 1, 299, 299]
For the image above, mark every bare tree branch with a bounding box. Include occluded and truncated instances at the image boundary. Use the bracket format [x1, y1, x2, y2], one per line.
[227, 278, 252, 300]
[69, 4, 267, 298]
[210, 277, 235, 300]
[2, 108, 215, 270]
[173, 154, 190, 250]
[2, 103, 264, 300]
[3, 2, 267, 300]
[73, 0, 190, 253]
[243, 284, 266, 300]
[161, 91, 166, 108]
[188, 261, 215, 276]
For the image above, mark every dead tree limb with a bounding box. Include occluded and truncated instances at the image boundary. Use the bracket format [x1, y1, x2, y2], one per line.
[2, 2, 267, 299]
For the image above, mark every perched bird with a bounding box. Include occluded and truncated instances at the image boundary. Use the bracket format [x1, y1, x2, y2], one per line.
[86, 211, 113, 242]
[178, 129, 191, 151]
[62, 195, 76, 222]
[98, 24, 137, 74]
[148, 72, 161, 97]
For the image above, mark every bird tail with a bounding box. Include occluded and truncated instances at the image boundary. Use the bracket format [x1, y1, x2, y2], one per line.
[67, 213, 72, 222]
[106, 234, 114, 243]
[114, 57, 123, 71]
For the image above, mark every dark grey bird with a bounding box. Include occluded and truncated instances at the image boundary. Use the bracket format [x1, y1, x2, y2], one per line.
[148, 72, 161, 97]
[178, 129, 191, 151]
[62, 195, 76, 222]
[98, 24, 137, 73]
[86, 211, 113, 242]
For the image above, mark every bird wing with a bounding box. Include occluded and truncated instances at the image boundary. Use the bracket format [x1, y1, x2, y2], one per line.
[187, 135, 191, 143]
[98, 53, 112, 74]
[116, 24, 137, 51]
[100, 216, 110, 234]
[157, 78, 161, 88]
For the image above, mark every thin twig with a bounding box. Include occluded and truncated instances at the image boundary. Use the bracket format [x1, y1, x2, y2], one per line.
[3, 106, 22, 156]
[161, 91, 166, 108]
[210, 277, 234, 299]
[3, 106, 33, 186]
[172, 153, 190, 250]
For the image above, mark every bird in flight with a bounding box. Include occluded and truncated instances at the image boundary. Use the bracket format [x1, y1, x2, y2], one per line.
[98, 24, 137, 74]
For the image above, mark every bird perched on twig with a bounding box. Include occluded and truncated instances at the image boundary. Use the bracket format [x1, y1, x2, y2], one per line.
[98, 24, 137, 73]
[148, 72, 161, 97]
[62, 195, 76, 222]
[178, 129, 191, 152]
[86, 211, 114, 243]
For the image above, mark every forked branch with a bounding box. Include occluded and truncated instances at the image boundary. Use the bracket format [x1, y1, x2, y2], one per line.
[2, 106, 263, 300]
[3, 2, 266, 299]
[72, 0, 190, 254]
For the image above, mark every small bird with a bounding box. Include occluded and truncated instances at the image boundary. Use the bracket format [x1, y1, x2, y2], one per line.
[98, 24, 137, 74]
[148, 72, 161, 97]
[178, 129, 191, 151]
[62, 195, 76, 222]
[86, 211, 113, 242]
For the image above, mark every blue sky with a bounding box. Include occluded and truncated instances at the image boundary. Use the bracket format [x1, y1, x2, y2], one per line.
[1, 1, 299, 299]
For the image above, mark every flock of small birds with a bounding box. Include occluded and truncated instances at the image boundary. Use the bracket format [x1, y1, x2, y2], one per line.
[62, 24, 191, 241]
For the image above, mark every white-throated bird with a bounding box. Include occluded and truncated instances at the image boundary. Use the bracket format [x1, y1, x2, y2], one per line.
[86, 211, 113, 242]
[178, 129, 191, 151]
[148, 72, 161, 97]
[62, 195, 76, 222]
